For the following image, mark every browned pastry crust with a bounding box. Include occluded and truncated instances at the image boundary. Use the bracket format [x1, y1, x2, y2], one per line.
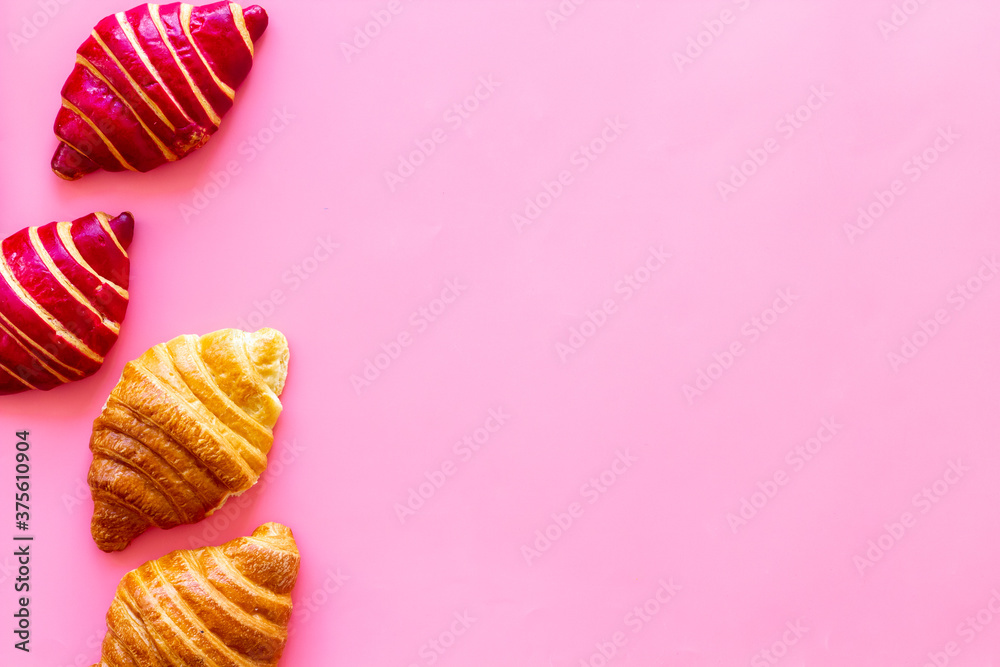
[89, 328, 289, 551]
[91, 522, 300, 666]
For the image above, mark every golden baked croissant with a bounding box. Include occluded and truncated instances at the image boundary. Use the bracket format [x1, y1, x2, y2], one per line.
[91, 522, 300, 666]
[0, 212, 133, 394]
[89, 327, 289, 552]
[52, 2, 268, 180]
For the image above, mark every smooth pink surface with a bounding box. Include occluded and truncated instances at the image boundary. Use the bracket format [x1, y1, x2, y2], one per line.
[2, 1, 1000, 665]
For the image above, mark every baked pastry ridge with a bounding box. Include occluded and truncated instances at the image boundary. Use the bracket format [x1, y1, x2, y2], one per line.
[90, 522, 300, 666]
[89, 327, 289, 551]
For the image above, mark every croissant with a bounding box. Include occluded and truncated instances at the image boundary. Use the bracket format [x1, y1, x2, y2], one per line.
[0, 212, 133, 394]
[52, 2, 269, 180]
[91, 522, 300, 666]
[89, 327, 289, 552]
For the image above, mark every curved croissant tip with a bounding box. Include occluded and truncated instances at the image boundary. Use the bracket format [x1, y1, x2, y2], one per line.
[253, 522, 293, 541]
[243, 5, 268, 42]
[251, 522, 298, 553]
[246, 328, 288, 396]
[109, 212, 135, 249]
[92, 499, 147, 552]
[52, 143, 97, 181]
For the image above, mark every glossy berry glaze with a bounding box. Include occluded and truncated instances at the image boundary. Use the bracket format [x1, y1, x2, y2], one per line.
[0, 213, 133, 394]
[52, 2, 268, 180]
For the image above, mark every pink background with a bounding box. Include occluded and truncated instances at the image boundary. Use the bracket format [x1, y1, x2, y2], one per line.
[2, 0, 1000, 665]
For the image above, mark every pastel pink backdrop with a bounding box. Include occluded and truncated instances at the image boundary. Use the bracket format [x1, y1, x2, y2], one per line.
[1, 1, 1000, 665]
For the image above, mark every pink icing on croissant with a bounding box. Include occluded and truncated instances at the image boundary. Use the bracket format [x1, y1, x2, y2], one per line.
[51, 2, 268, 180]
[0, 213, 133, 394]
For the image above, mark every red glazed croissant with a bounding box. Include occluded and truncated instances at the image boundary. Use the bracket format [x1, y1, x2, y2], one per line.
[91, 522, 300, 666]
[0, 212, 133, 394]
[52, 2, 269, 180]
